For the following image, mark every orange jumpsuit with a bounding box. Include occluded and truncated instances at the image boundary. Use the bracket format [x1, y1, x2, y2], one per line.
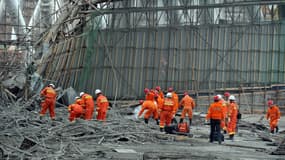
[227, 102, 238, 135]
[68, 103, 83, 122]
[81, 93, 95, 120]
[145, 90, 155, 101]
[138, 100, 159, 120]
[220, 99, 228, 131]
[179, 95, 195, 119]
[206, 102, 224, 120]
[76, 98, 84, 105]
[158, 91, 164, 99]
[40, 86, 57, 119]
[159, 98, 175, 128]
[171, 91, 179, 115]
[266, 105, 281, 132]
[96, 94, 109, 120]
[156, 94, 164, 115]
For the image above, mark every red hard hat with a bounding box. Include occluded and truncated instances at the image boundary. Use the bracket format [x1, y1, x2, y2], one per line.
[214, 95, 219, 101]
[155, 86, 161, 91]
[267, 100, 273, 106]
[144, 88, 149, 94]
[184, 91, 188, 96]
[224, 92, 230, 97]
[168, 87, 173, 92]
[139, 100, 144, 104]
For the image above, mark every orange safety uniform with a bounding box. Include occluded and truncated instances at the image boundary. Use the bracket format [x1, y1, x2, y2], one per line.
[179, 95, 195, 119]
[96, 94, 109, 120]
[156, 94, 164, 114]
[76, 98, 84, 105]
[158, 91, 164, 99]
[138, 100, 159, 120]
[227, 102, 238, 135]
[220, 99, 228, 131]
[206, 101, 224, 120]
[145, 90, 155, 101]
[159, 98, 175, 128]
[171, 91, 179, 114]
[81, 93, 95, 120]
[266, 105, 281, 132]
[40, 86, 57, 119]
[68, 103, 83, 122]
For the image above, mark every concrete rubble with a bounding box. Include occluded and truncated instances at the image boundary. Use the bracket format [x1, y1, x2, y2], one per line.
[0, 91, 285, 160]
[0, 70, 284, 159]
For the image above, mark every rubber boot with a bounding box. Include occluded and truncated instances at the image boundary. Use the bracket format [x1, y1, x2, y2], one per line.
[156, 119, 159, 125]
[271, 130, 274, 134]
[160, 127, 164, 132]
[223, 130, 227, 134]
[276, 126, 279, 133]
[189, 118, 192, 126]
[179, 118, 184, 123]
[144, 118, 149, 124]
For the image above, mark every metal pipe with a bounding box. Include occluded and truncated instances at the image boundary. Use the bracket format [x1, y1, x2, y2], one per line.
[28, 0, 41, 29]
[5, 0, 27, 38]
[0, 0, 5, 21]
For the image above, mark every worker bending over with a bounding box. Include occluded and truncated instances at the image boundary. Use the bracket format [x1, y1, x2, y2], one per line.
[68, 97, 84, 122]
[138, 100, 159, 125]
[39, 84, 57, 120]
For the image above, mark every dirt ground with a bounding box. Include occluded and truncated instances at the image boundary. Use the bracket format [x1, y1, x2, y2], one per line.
[0, 101, 285, 160]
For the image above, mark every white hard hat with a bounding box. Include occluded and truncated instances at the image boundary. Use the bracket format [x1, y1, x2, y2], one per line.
[229, 95, 236, 101]
[95, 89, 102, 95]
[79, 92, 85, 97]
[74, 96, 80, 100]
[49, 83, 55, 88]
[217, 94, 222, 100]
[166, 92, 172, 98]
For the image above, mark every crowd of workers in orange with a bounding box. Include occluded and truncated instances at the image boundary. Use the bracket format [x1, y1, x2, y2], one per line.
[39, 84, 109, 122]
[138, 86, 281, 144]
[39, 84, 281, 143]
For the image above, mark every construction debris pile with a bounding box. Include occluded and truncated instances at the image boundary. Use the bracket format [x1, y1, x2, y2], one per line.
[0, 95, 285, 159]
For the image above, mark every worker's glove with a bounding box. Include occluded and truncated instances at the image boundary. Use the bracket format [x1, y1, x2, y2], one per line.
[228, 118, 231, 122]
[95, 111, 98, 116]
[172, 114, 175, 118]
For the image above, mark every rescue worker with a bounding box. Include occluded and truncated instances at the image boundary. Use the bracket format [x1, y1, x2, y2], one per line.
[68, 97, 84, 122]
[145, 88, 156, 101]
[266, 100, 281, 134]
[80, 92, 95, 120]
[39, 84, 57, 120]
[168, 87, 179, 123]
[219, 94, 228, 134]
[155, 91, 164, 117]
[95, 89, 109, 121]
[179, 91, 195, 125]
[138, 100, 159, 125]
[159, 93, 175, 132]
[227, 95, 238, 140]
[155, 86, 164, 99]
[206, 95, 224, 144]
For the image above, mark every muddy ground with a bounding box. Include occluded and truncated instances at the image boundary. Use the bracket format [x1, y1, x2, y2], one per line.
[0, 100, 285, 160]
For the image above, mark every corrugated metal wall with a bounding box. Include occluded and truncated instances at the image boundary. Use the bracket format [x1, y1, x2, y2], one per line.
[40, 22, 285, 99]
